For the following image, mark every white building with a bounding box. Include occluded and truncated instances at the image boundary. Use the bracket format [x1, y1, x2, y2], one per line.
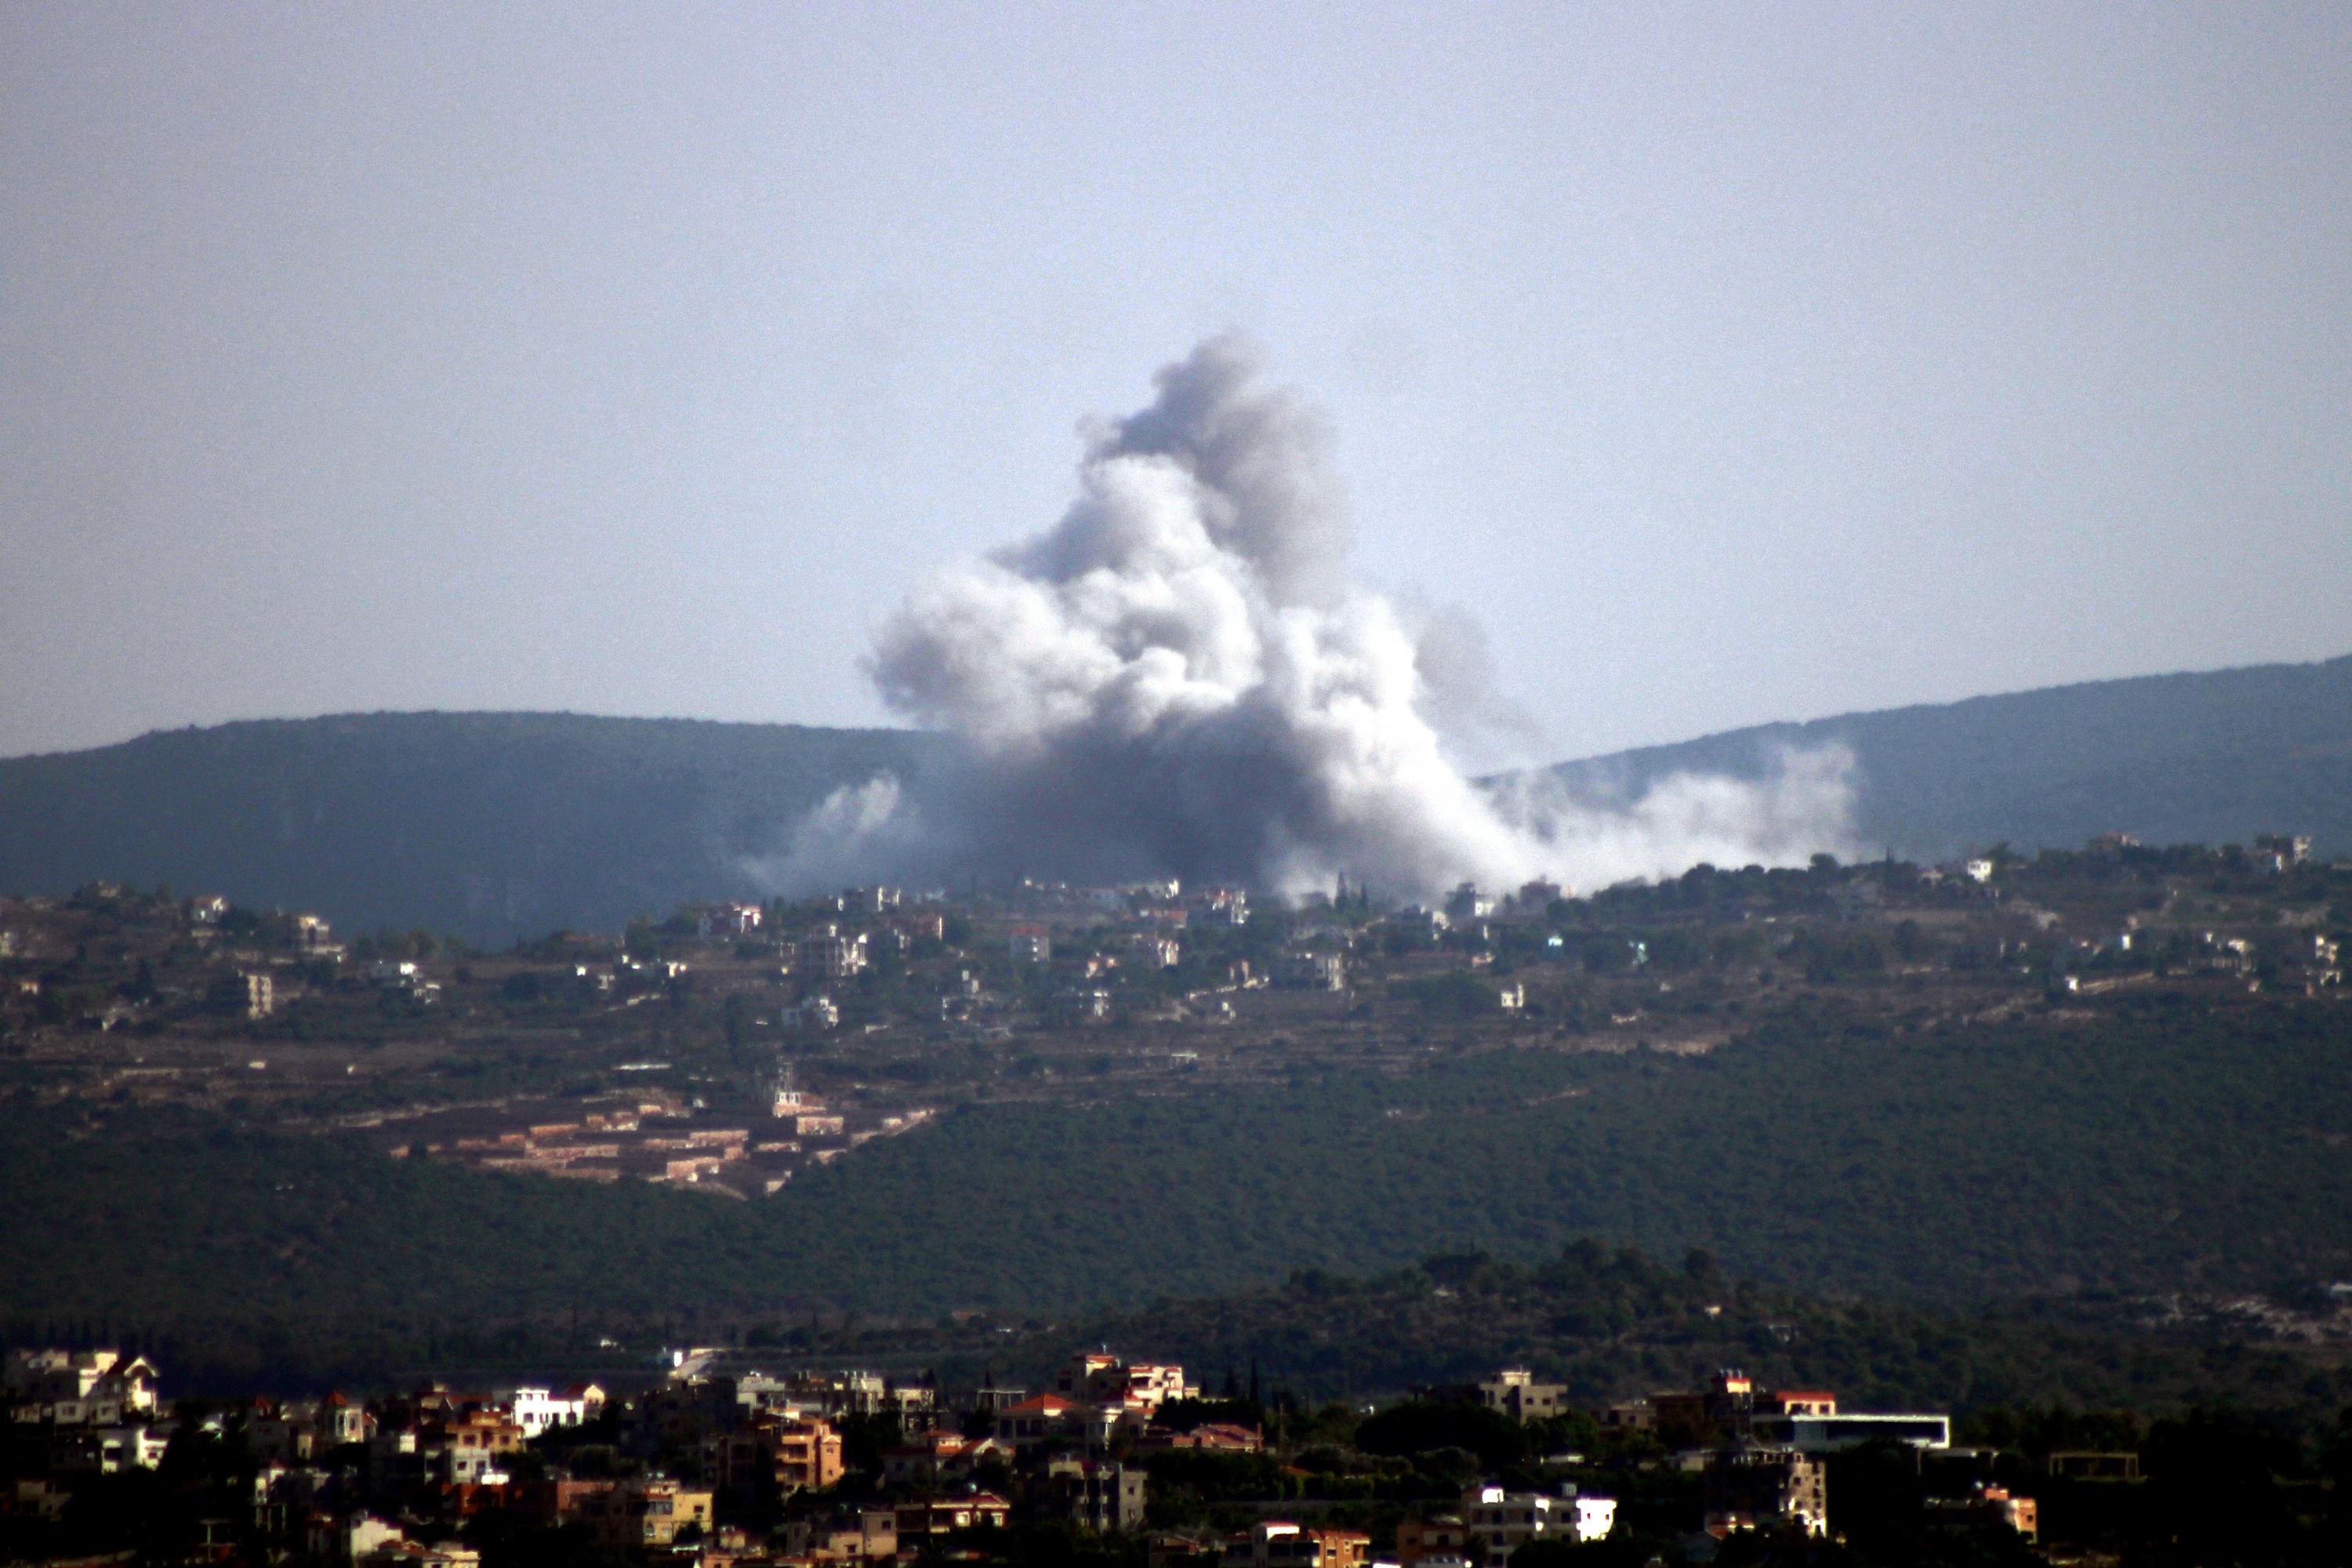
[510, 1385, 604, 1439]
[1461, 1485, 1615, 1563]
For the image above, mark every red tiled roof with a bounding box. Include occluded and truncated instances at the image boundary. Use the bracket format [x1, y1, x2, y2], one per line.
[1004, 1393, 1074, 1414]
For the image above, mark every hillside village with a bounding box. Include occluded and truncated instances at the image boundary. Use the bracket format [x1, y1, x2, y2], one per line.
[5, 838, 2350, 1564]
[0, 836, 2343, 1200]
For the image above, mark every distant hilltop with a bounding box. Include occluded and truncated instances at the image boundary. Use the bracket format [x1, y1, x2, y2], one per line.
[0, 712, 955, 945]
[1537, 652, 2352, 868]
[1, 653, 2347, 942]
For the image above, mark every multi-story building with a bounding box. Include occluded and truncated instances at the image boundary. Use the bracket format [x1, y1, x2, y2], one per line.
[882, 1428, 1004, 1486]
[1279, 952, 1345, 990]
[1220, 1523, 1370, 1566]
[1444, 884, 1496, 922]
[1761, 1388, 1836, 1417]
[691, 902, 763, 937]
[1394, 1512, 1468, 1567]
[1475, 1369, 1566, 1422]
[784, 1508, 899, 1563]
[994, 1393, 1079, 1448]
[1052, 1353, 1198, 1413]
[1048, 1457, 1147, 1532]
[3, 1350, 161, 1424]
[717, 1414, 844, 1497]
[895, 1492, 1011, 1539]
[510, 1385, 603, 1439]
[590, 1477, 713, 1548]
[798, 926, 869, 978]
[1926, 1484, 2038, 1542]
[1703, 1444, 1827, 1537]
[1460, 1486, 1615, 1563]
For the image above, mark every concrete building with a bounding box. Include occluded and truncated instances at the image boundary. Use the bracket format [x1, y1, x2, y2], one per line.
[1460, 1485, 1615, 1563]
[995, 1393, 1079, 1447]
[1282, 952, 1346, 990]
[784, 1508, 898, 1563]
[717, 1414, 843, 1497]
[1747, 1412, 1950, 1453]
[895, 1493, 1011, 1539]
[695, 903, 764, 936]
[1703, 1444, 1827, 1536]
[1221, 1523, 1370, 1566]
[1053, 1353, 1198, 1413]
[1395, 1513, 1468, 1568]
[590, 1477, 713, 1549]
[799, 926, 869, 979]
[1475, 1369, 1566, 1422]
[509, 1385, 602, 1439]
[1049, 1457, 1148, 1532]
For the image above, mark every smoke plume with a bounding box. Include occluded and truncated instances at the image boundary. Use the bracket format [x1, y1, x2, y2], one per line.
[790, 335, 1852, 898]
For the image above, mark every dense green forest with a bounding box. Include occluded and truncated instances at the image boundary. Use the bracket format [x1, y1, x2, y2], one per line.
[1068, 1246, 2352, 1421]
[9, 995, 2352, 1387]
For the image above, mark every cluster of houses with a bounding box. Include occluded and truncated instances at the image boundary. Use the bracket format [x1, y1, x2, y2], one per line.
[3, 1347, 1230, 1566]
[2, 1348, 167, 1475]
[381, 1080, 932, 1197]
[4, 1344, 2045, 1566]
[1591, 1369, 2032, 1552]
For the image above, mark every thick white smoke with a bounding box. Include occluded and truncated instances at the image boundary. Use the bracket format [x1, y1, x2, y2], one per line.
[812, 336, 1853, 898]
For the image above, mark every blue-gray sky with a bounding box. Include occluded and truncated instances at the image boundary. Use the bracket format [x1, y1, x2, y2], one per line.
[4, 2, 2347, 765]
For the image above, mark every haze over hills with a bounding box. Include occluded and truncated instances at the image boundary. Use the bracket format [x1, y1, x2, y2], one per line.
[0, 653, 2344, 942]
[1543, 652, 2352, 866]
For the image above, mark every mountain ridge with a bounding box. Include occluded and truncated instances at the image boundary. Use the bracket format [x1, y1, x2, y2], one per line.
[2, 653, 2346, 940]
[1542, 650, 2352, 866]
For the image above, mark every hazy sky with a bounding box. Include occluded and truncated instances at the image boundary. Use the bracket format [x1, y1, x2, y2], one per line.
[4, 3, 2347, 765]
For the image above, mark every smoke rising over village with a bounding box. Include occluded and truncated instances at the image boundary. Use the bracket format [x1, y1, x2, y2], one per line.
[766, 337, 1854, 899]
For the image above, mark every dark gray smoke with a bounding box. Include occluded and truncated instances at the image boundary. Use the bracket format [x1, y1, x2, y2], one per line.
[757, 336, 1853, 897]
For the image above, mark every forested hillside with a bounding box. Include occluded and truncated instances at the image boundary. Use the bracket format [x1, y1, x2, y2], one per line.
[1546, 652, 2352, 862]
[1065, 1247, 2352, 1421]
[10, 996, 2352, 1385]
[0, 713, 952, 942]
